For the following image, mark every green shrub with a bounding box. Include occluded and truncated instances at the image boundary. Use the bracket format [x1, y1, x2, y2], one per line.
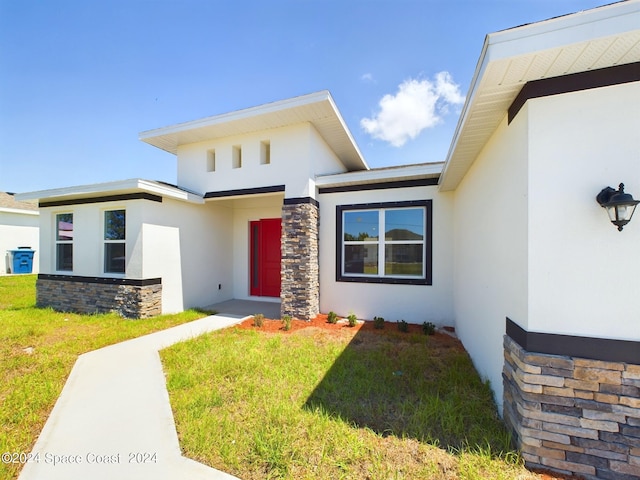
[282, 315, 292, 331]
[253, 313, 265, 327]
[373, 316, 385, 329]
[327, 311, 338, 324]
[347, 313, 358, 327]
[397, 320, 409, 333]
[422, 321, 436, 335]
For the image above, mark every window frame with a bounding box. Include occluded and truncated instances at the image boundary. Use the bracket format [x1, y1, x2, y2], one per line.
[55, 212, 74, 272]
[336, 200, 432, 285]
[103, 209, 126, 275]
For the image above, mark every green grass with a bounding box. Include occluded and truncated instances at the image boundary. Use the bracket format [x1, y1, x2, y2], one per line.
[162, 325, 541, 479]
[0, 275, 211, 480]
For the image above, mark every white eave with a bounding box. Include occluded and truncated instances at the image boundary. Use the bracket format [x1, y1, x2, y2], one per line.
[316, 162, 443, 189]
[15, 179, 204, 205]
[439, 0, 640, 191]
[139, 90, 369, 172]
[0, 207, 39, 216]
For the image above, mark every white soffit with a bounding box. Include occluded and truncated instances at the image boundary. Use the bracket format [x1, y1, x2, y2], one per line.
[139, 91, 368, 171]
[439, 0, 640, 191]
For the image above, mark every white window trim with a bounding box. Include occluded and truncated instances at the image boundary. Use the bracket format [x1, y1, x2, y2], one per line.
[103, 209, 126, 275]
[55, 212, 73, 272]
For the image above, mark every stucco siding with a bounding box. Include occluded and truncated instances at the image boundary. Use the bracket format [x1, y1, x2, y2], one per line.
[139, 198, 234, 313]
[527, 82, 640, 341]
[176, 123, 334, 198]
[318, 185, 454, 325]
[453, 110, 529, 407]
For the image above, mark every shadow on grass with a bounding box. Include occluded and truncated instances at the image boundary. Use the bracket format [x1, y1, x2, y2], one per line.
[303, 326, 513, 456]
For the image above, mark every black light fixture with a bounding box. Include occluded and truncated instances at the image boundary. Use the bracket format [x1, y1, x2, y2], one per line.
[596, 183, 639, 231]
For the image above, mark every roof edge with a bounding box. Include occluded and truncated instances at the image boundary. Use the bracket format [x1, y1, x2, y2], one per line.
[139, 90, 332, 141]
[15, 179, 204, 204]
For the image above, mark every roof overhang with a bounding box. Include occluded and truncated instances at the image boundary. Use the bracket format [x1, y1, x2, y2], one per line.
[316, 162, 443, 189]
[0, 207, 39, 216]
[139, 90, 368, 172]
[439, 0, 640, 191]
[15, 179, 204, 205]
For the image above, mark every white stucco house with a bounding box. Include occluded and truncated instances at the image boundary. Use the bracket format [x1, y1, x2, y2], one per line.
[16, 2, 640, 478]
[0, 192, 39, 275]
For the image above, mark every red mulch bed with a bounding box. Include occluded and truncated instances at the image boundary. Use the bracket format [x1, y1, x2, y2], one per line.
[236, 313, 464, 349]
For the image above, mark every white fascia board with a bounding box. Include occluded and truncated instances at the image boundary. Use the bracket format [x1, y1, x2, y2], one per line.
[135, 180, 204, 204]
[439, 0, 640, 191]
[488, 1, 640, 60]
[0, 207, 39, 216]
[139, 91, 332, 140]
[439, 35, 490, 191]
[316, 162, 442, 188]
[16, 179, 204, 204]
[324, 93, 370, 171]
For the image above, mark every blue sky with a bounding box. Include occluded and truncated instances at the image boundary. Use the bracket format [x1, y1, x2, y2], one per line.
[0, 0, 608, 193]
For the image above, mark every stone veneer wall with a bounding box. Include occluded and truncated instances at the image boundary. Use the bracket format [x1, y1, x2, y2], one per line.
[503, 334, 640, 479]
[280, 201, 319, 320]
[37, 276, 162, 319]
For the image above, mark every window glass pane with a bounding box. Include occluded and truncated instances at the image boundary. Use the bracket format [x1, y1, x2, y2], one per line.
[105, 210, 126, 240]
[56, 213, 73, 241]
[344, 244, 378, 274]
[344, 211, 379, 241]
[105, 243, 126, 273]
[385, 208, 423, 241]
[56, 244, 73, 271]
[385, 244, 423, 276]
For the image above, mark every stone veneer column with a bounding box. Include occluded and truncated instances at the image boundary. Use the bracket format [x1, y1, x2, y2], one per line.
[503, 334, 640, 479]
[280, 199, 319, 320]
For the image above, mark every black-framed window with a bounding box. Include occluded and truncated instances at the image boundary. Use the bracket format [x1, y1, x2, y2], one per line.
[55, 213, 73, 271]
[336, 200, 432, 285]
[104, 209, 126, 274]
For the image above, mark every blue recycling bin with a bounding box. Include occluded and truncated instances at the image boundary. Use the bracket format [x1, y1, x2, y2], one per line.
[9, 248, 35, 274]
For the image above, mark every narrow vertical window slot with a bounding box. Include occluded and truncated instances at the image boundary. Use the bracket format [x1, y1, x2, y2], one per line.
[260, 140, 271, 165]
[207, 149, 216, 172]
[232, 145, 242, 169]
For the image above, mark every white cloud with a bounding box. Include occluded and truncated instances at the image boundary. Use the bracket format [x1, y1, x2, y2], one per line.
[360, 72, 464, 147]
[361, 73, 375, 83]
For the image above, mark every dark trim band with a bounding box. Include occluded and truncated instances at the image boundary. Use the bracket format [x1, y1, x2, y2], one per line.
[40, 193, 162, 208]
[38, 274, 162, 287]
[319, 177, 439, 194]
[508, 62, 640, 124]
[283, 197, 319, 208]
[335, 200, 433, 286]
[506, 317, 640, 364]
[204, 185, 285, 199]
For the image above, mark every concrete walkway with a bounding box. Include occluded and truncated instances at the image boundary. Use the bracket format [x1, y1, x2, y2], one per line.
[18, 314, 246, 480]
[206, 299, 281, 320]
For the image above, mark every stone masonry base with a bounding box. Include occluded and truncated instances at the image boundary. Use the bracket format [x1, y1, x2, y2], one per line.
[37, 276, 162, 319]
[503, 335, 640, 479]
[280, 201, 319, 320]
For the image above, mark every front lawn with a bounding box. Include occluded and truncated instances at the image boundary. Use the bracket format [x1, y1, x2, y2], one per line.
[161, 319, 547, 479]
[0, 275, 210, 480]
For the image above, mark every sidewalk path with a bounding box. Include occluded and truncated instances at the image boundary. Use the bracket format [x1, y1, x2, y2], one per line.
[18, 314, 244, 480]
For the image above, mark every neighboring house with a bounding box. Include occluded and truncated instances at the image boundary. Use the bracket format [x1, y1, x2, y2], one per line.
[16, 2, 640, 478]
[0, 192, 39, 275]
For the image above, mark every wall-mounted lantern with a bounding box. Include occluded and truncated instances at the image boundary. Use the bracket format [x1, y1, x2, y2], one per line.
[596, 183, 639, 231]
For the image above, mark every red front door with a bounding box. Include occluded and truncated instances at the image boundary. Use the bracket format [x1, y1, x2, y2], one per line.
[250, 218, 281, 297]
